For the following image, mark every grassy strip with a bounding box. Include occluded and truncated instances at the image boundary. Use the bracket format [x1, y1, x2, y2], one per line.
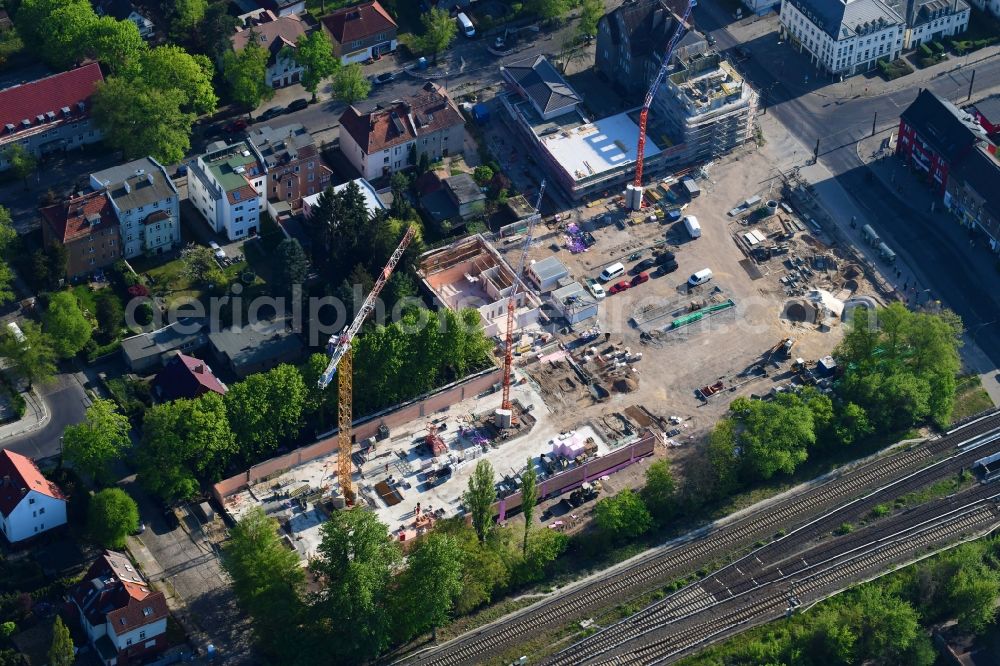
[952, 375, 996, 422]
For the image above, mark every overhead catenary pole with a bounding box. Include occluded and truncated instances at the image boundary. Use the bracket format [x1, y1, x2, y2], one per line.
[967, 69, 976, 101]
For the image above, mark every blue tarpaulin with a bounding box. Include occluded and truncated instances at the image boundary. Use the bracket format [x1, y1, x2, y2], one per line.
[471, 103, 490, 124]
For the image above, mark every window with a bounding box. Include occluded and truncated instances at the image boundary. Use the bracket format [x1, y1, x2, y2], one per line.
[126, 639, 133, 646]
[39, 507, 44, 515]
[139, 631, 146, 639]
[29, 498, 35, 505]
[307, 161, 314, 169]
[308, 173, 314, 182]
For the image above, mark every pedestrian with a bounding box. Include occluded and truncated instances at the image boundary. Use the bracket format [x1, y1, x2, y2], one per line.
[385, 463, 389, 474]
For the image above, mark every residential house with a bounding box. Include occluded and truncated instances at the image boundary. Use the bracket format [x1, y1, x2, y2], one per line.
[121, 319, 208, 373]
[302, 177, 385, 218]
[0, 63, 104, 170]
[779, 0, 905, 76]
[95, 0, 155, 38]
[896, 89, 990, 193]
[944, 144, 1000, 254]
[0, 449, 67, 544]
[231, 11, 307, 89]
[260, 0, 306, 16]
[970, 95, 1000, 141]
[501, 55, 582, 120]
[338, 81, 465, 180]
[886, 0, 970, 48]
[527, 255, 570, 292]
[248, 124, 332, 213]
[419, 172, 485, 228]
[40, 190, 122, 278]
[90, 157, 181, 259]
[188, 140, 267, 240]
[152, 352, 227, 401]
[322, 0, 397, 64]
[71, 550, 169, 666]
[208, 320, 304, 379]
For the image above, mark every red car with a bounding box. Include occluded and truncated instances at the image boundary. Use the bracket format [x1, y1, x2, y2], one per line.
[609, 280, 631, 295]
[224, 119, 248, 134]
[631, 272, 650, 287]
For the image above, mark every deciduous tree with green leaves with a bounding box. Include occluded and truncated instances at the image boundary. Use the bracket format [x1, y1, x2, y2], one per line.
[593, 488, 652, 540]
[294, 31, 338, 101]
[87, 488, 139, 548]
[420, 7, 457, 64]
[88, 15, 147, 73]
[63, 399, 131, 485]
[640, 459, 676, 526]
[171, 0, 206, 37]
[520, 458, 537, 555]
[48, 616, 74, 666]
[92, 78, 195, 164]
[272, 238, 309, 298]
[43, 291, 92, 358]
[140, 46, 218, 114]
[396, 533, 463, 641]
[578, 0, 603, 37]
[529, 0, 570, 22]
[225, 364, 306, 461]
[464, 459, 497, 543]
[331, 62, 370, 104]
[4, 144, 37, 189]
[39, 0, 96, 69]
[223, 43, 274, 111]
[0, 321, 57, 389]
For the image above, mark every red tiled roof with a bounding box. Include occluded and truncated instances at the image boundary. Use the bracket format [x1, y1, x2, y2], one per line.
[227, 184, 258, 205]
[0, 449, 66, 517]
[338, 81, 463, 155]
[73, 551, 168, 632]
[322, 0, 396, 45]
[0, 63, 104, 141]
[153, 353, 227, 400]
[39, 190, 118, 244]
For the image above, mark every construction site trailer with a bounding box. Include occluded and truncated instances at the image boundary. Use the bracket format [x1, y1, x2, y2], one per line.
[682, 177, 701, 198]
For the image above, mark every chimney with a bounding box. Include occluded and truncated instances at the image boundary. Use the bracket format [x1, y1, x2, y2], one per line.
[147, 172, 155, 186]
[194, 364, 204, 374]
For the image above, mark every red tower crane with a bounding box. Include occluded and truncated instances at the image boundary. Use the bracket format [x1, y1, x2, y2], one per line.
[501, 180, 546, 414]
[633, 0, 696, 191]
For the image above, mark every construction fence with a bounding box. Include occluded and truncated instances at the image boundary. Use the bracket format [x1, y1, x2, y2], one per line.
[212, 367, 503, 504]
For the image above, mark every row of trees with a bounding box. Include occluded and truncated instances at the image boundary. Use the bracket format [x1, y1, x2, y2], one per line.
[683, 537, 1000, 666]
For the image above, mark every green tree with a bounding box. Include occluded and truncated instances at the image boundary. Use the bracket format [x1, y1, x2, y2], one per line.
[198, 2, 239, 60]
[0, 622, 14, 639]
[593, 488, 653, 540]
[63, 399, 131, 485]
[420, 8, 457, 64]
[140, 46, 218, 114]
[87, 487, 139, 548]
[948, 565, 1000, 634]
[137, 393, 235, 502]
[514, 527, 568, 585]
[464, 459, 496, 543]
[299, 353, 333, 430]
[222, 508, 305, 654]
[294, 31, 338, 102]
[88, 15, 147, 73]
[225, 364, 306, 461]
[4, 144, 37, 189]
[273, 238, 309, 298]
[473, 165, 494, 186]
[48, 616, 73, 666]
[850, 586, 923, 661]
[223, 43, 274, 110]
[728, 393, 817, 480]
[396, 533, 463, 641]
[804, 606, 857, 665]
[311, 507, 401, 663]
[16, 0, 76, 46]
[92, 78, 195, 164]
[640, 459, 676, 526]
[40, 0, 96, 69]
[578, 0, 603, 37]
[0, 261, 14, 306]
[180, 245, 218, 284]
[834, 402, 872, 445]
[434, 518, 511, 615]
[96, 292, 124, 341]
[43, 291, 93, 358]
[0, 206, 17, 256]
[0, 321, 57, 389]
[331, 62, 370, 104]
[520, 458, 538, 555]
[171, 0, 206, 36]
[529, 0, 570, 21]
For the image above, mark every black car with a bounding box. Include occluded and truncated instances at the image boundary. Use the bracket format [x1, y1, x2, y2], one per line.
[654, 251, 677, 265]
[653, 261, 679, 277]
[258, 106, 285, 121]
[287, 98, 309, 112]
[372, 71, 395, 84]
[630, 258, 657, 275]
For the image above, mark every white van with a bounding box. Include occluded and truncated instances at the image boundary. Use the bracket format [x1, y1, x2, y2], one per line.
[457, 12, 475, 37]
[688, 268, 714, 287]
[5, 322, 25, 345]
[599, 262, 625, 282]
[683, 215, 702, 239]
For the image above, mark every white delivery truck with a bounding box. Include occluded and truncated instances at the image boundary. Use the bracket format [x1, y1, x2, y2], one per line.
[457, 12, 475, 37]
[599, 262, 625, 282]
[683, 215, 702, 239]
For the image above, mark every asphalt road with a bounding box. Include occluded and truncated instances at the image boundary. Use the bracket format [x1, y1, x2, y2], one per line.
[0, 370, 89, 460]
[695, 2, 1000, 366]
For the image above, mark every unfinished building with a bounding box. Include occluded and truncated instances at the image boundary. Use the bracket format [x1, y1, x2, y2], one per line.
[655, 51, 758, 164]
[418, 234, 543, 338]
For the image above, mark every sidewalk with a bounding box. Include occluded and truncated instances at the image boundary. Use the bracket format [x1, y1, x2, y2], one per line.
[0, 389, 49, 441]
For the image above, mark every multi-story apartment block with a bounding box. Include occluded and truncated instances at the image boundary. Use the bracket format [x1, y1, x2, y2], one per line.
[945, 144, 1000, 254]
[322, 0, 398, 64]
[779, 0, 905, 76]
[0, 63, 104, 171]
[188, 140, 267, 240]
[90, 157, 181, 259]
[888, 0, 969, 49]
[338, 82, 464, 180]
[248, 124, 333, 209]
[230, 11, 307, 88]
[40, 190, 123, 277]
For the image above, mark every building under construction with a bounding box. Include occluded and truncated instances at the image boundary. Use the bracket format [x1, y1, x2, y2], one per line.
[654, 51, 759, 165]
[418, 234, 543, 338]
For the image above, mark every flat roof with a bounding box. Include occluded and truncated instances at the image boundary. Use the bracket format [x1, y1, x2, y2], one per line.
[539, 111, 661, 183]
[530, 255, 569, 282]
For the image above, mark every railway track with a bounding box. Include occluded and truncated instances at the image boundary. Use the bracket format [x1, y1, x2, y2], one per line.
[400, 411, 1000, 666]
[587, 496, 1000, 665]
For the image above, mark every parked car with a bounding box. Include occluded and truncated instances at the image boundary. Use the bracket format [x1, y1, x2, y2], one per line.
[654, 251, 676, 265]
[371, 71, 395, 84]
[706, 34, 717, 46]
[653, 260, 679, 277]
[630, 258, 657, 275]
[584, 277, 606, 300]
[209, 241, 226, 260]
[287, 98, 309, 112]
[258, 106, 285, 121]
[688, 268, 714, 287]
[608, 280, 631, 295]
[224, 118, 248, 134]
[630, 272, 650, 287]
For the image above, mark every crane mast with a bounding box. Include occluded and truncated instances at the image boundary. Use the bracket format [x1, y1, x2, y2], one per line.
[501, 180, 545, 413]
[318, 224, 417, 505]
[633, 0, 695, 192]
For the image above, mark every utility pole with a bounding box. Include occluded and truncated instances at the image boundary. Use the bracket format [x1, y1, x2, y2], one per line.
[871, 111, 877, 137]
[813, 138, 820, 162]
[967, 69, 976, 101]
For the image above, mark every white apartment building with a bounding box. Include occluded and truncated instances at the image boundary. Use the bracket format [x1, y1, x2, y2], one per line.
[780, 0, 905, 76]
[188, 140, 267, 240]
[892, 0, 970, 49]
[90, 157, 181, 259]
